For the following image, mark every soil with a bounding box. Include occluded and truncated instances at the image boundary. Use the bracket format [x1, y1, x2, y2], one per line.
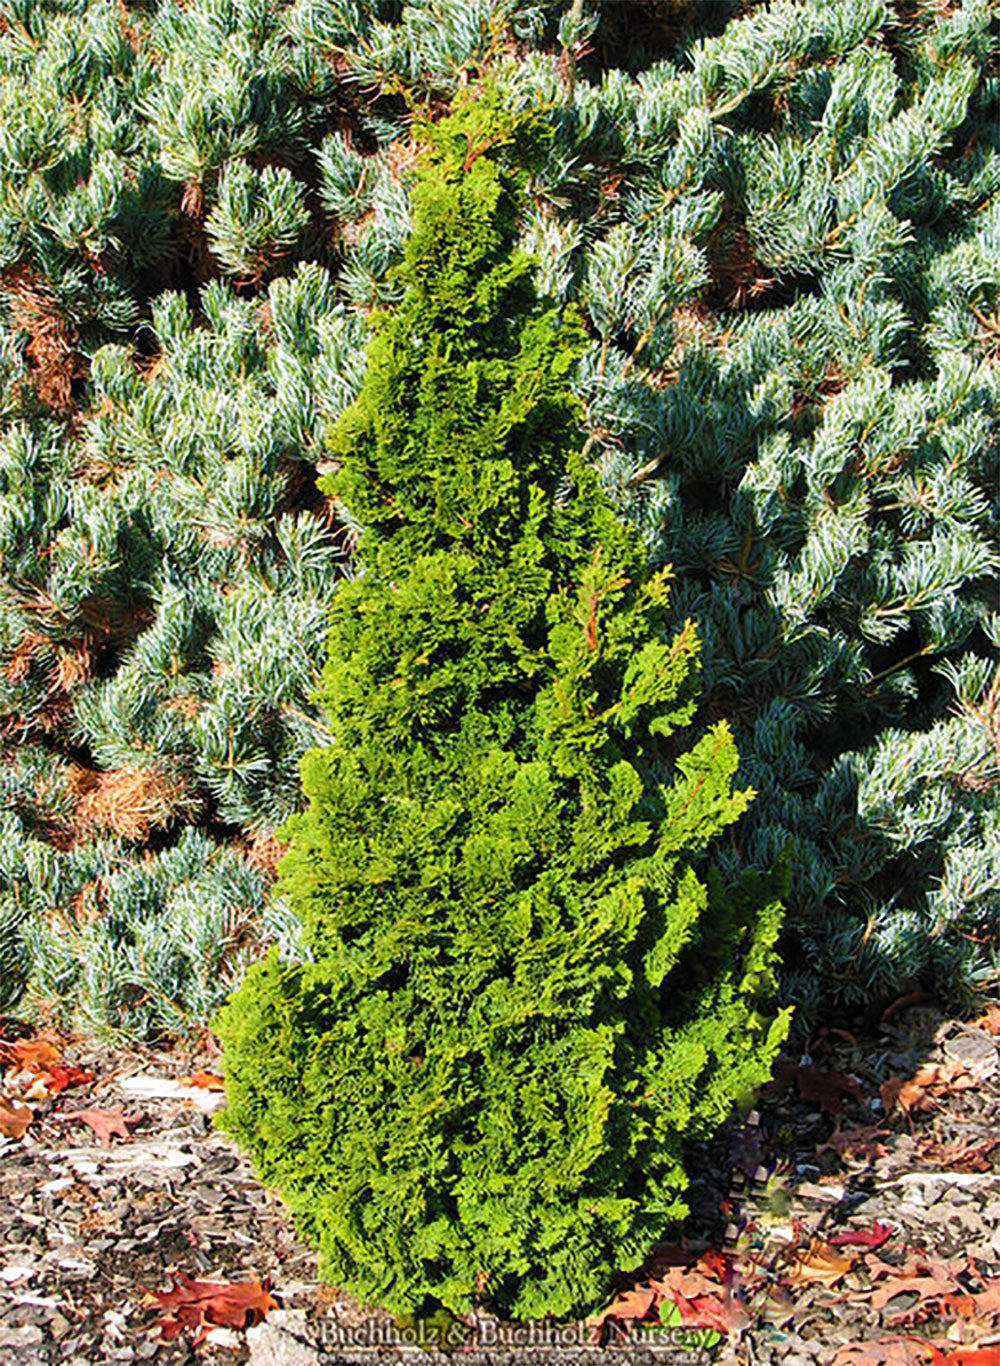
[2, 1000, 999, 1365]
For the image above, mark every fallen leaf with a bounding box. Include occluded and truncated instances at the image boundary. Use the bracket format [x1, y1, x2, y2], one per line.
[144, 1273, 277, 1345]
[939, 1278, 1000, 1321]
[0, 1097, 32, 1139]
[175, 1071, 225, 1092]
[43, 1065, 94, 1094]
[818, 1123, 891, 1161]
[833, 1335, 950, 1364]
[949, 1347, 1000, 1365]
[1, 1034, 93, 1102]
[671, 1288, 751, 1337]
[1, 1037, 62, 1071]
[61, 1108, 131, 1146]
[969, 1004, 1000, 1036]
[652, 1259, 750, 1337]
[830, 1221, 894, 1250]
[881, 1060, 974, 1122]
[866, 1252, 965, 1314]
[698, 1248, 733, 1282]
[785, 1237, 855, 1288]
[835, 1337, 1000, 1365]
[916, 1134, 1000, 1172]
[587, 1286, 657, 1331]
[15, 1063, 94, 1102]
[764, 1059, 865, 1115]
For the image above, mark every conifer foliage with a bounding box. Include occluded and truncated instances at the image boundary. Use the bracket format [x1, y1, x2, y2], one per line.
[215, 94, 790, 1321]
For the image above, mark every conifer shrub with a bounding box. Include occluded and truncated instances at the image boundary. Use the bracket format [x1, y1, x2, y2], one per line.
[3, 0, 993, 1042]
[215, 93, 790, 1322]
[496, 0, 1000, 1023]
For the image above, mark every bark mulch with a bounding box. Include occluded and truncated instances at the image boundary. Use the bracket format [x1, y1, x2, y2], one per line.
[2, 1001, 999, 1366]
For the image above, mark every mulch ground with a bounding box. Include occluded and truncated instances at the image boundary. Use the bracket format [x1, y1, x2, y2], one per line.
[2, 1000, 1000, 1365]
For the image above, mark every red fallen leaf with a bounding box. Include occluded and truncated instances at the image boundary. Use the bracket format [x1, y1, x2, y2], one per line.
[949, 1347, 1000, 1365]
[699, 1248, 733, 1282]
[144, 1272, 277, 1345]
[0, 1097, 32, 1139]
[1, 1034, 93, 1101]
[39, 1065, 94, 1095]
[175, 1071, 225, 1092]
[829, 1221, 893, 1250]
[62, 1108, 131, 1146]
[587, 1285, 657, 1331]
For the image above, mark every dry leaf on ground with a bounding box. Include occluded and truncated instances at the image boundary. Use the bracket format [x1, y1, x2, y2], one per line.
[0, 1034, 93, 1101]
[830, 1221, 893, 1250]
[938, 1278, 1000, 1322]
[784, 1237, 855, 1288]
[652, 1258, 751, 1336]
[916, 1134, 1000, 1171]
[881, 1060, 975, 1122]
[866, 1252, 966, 1314]
[834, 1335, 963, 1364]
[587, 1286, 657, 1331]
[818, 1124, 892, 1161]
[969, 1004, 1000, 1036]
[61, 1107, 132, 1147]
[0, 1037, 62, 1071]
[0, 1097, 32, 1139]
[144, 1272, 277, 1345]
[175, 1071, 225, 1091]
[764, 1059, 866, 1115]
[835, 1337, 1000, 1364]
[670, 1286, 751, 1336]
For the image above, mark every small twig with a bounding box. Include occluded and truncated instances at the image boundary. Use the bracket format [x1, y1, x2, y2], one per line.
[279, 705, 335, 739]
[879, 991, 929, 1025]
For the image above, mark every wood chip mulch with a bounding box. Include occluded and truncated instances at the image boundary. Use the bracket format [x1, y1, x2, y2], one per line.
[3, 1002, 1000, 1365]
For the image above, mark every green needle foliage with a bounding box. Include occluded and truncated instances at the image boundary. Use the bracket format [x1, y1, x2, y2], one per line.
[215, 92, 790, 1322]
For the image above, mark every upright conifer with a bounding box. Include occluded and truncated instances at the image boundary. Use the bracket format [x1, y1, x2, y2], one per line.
[215, 91, 789, 1321]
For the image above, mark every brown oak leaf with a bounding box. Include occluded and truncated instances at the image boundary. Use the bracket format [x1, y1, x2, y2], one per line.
[144, 1273, 277, 1345]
